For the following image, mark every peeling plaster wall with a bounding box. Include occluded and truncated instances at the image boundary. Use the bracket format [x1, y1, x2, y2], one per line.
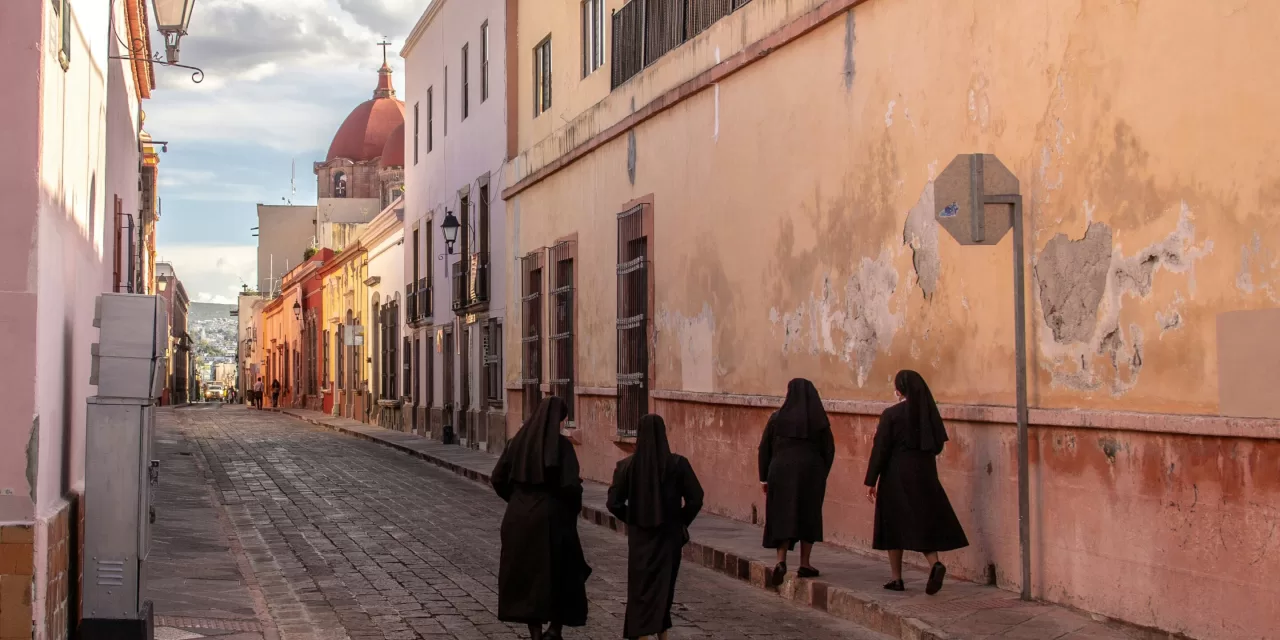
[504, 0, 1280, 637]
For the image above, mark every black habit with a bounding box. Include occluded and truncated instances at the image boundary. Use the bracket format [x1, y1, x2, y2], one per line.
[864, 370, 969, 552]
[607, 415, 704, 639]
[491, 397, 591, 627]
[758, 378, 836, 549]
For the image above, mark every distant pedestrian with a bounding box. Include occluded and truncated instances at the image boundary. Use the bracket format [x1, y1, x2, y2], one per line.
[607, 414, 703, 640]
[490, 396, 590, 640]
[758, 378, 835, 586]
[271, 379, 281, 408]
[253, 378, 264, 409]
[864, 370, 969, 594]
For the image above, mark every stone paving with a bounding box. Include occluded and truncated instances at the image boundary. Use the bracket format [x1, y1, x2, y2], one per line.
[146, 407, 276, 640]
[281, 409, 1161, 640]
[167, 405, 888, 640]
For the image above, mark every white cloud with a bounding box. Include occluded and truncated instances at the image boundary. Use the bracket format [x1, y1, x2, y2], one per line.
[156, 244, 257, 302]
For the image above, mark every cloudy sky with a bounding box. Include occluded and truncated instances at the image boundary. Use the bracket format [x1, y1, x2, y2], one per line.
[152, 0, 427, 304]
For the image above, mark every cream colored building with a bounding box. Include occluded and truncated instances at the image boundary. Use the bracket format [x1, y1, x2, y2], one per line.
[502, 1, 1280, 638]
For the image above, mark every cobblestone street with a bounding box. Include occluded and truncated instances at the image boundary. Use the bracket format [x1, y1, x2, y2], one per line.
[157, 406, 884, 640]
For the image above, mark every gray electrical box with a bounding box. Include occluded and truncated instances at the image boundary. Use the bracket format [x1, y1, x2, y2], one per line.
[83, 294, 165, 640]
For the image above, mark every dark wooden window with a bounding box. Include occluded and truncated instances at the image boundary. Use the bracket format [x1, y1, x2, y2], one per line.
[443, 329, 456, 425]
[323, 330, 330, 386]
[426, 88, 434, 152]
[484, 319, 503, 408]
[550, 241, 576, 422]
[336, 325, 345, 389]
[534, 37, 552, 116]
[481, 21, 490, 102]
[616, 207, 649, 437]
[444, 66, 449, 136]
[582, 0, 605, 77]
[461, 43, 470, 120]
[521, 251, 545, 419]
[403, 336, 412, 398]
[413, 102, 420, 164]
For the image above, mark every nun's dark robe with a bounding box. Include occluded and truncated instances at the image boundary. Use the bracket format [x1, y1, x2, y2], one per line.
[864, 402, 969, 552]
[492, 436, 591, 626]
[759, 422, 835, 548]
[607, 455, 704, 639]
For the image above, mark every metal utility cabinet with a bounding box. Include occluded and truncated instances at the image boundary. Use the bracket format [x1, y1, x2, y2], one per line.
[82, 293, 167, 640]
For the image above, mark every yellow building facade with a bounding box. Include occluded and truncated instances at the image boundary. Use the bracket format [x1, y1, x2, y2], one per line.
[321, 245, 371, 420]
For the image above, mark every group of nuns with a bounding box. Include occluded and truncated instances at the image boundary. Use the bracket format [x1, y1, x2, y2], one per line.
[490, 370, 968, 640]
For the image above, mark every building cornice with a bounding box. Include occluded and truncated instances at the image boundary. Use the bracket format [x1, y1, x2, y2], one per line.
[403, 0, 449, 56]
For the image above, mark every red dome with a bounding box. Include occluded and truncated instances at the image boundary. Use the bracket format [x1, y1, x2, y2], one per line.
[326, 65, 405, 163]
[379, 122, 406, 169]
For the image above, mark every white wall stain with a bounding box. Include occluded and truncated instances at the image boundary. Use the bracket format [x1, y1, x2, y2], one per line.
[1038, 202, 1213, 395]
[658, 303, 719, 393]
[769, 249, 902, 387]
[1235, 231, 1279, 302]
[885, 100, 896, 127]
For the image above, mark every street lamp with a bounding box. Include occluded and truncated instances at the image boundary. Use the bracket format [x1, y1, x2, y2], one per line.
[151, 0, 197, 64]
[440, 209, 460, 255]
[293, 301, 302, 322]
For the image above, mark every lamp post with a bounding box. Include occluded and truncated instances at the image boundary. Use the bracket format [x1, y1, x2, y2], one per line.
[151, 0, 197, 64]
[440, 209, 460, 255]
[293, 301, 302, 322]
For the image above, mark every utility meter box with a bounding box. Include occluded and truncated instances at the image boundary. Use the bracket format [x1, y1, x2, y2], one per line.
[83, 293, 164, 640]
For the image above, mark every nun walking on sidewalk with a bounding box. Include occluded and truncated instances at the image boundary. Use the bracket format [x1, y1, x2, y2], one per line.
[491, 396, 591, 640]
[758, 378, 836, 586]
[865, 370, 969, 595]
[607, 414, 704, 640]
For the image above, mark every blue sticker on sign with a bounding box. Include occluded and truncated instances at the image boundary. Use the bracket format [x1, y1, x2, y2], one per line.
[939, 203, 959, 218]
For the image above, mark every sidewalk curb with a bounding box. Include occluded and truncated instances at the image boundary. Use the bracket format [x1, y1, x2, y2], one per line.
[283, 410, 954, 640]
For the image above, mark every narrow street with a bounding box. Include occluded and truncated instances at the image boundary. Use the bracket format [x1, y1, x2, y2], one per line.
[150, 406, 884, 640]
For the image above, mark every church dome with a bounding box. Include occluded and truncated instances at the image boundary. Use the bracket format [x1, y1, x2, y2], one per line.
[325, 63, 405, 163]
[379, 122, 406, 169]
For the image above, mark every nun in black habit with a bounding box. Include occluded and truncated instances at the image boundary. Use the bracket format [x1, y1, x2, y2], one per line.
[607, 414, 704, 640]
[491, 396, 591, 640]
[864, 370, 969, 595]
[758, 378, 836, 586]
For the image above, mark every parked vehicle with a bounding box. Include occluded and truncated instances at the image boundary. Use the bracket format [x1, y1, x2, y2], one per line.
[204, 383, 225, 401]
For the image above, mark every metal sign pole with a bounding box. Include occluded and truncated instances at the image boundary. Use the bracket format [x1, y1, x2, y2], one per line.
[936, 154, 1032, 601]
[991, 193, 1031, 601]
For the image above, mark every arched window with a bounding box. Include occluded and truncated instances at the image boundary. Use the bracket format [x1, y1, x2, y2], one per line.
[334, 171, 348, 197]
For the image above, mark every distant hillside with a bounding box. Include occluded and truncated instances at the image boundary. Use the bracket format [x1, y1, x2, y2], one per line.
[188, 302, 238, 361]
[189, 302, 236, 322]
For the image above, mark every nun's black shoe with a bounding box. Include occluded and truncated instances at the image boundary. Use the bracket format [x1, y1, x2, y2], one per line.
[883, 579, 905, 591]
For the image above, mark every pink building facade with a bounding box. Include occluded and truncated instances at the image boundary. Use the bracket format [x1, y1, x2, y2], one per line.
[402, 0, 512, 450]
[0, 1, 160, 638]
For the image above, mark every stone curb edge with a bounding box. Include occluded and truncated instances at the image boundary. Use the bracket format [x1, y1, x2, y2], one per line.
[281, 410, 949, 640]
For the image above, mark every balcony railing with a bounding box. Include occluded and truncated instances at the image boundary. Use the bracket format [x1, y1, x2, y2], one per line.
[452, 252, 490, 311]
[611, 0, 752, 90]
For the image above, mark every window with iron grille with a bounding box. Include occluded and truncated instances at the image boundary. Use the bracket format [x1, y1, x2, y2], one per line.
[444, 66, 449, 135]
[484, 318, 503, 408]
[610, 0, 751, 90]
[533, 37, 552, 116]
[616, 207, 649, 437]
[413, 102, 420, 164]
[550, 241, 576, 423]
[323, 330, 330, 386]
[582, 0, 606, 77]
[481, 21, 490, 102]
[521, 250, 545, 420]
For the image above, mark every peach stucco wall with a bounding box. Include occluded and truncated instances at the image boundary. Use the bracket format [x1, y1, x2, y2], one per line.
[503, 1, 1280, 638]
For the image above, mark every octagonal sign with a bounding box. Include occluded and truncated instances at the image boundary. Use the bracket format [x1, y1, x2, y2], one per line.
[935, 154, 1020, 246]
